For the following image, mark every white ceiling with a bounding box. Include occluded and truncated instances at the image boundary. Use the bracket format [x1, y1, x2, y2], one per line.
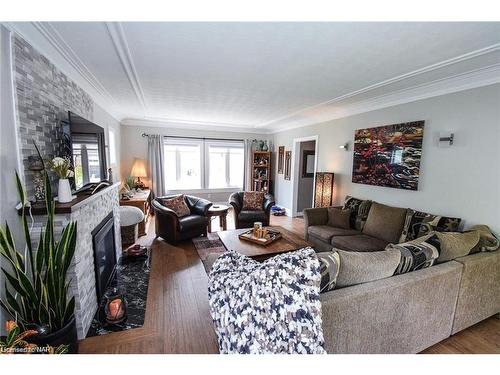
[6, 22, 500, 133]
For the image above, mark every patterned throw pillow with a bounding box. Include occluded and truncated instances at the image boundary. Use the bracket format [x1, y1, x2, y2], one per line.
[242, 191, 265, 211]
[343, 196, 372, 230]
[208, 247, 326, 354]
[317, 251, 341, 293]
[389, 234, 441, 275]
[399, 209, 461, 242]
[160, 195, 190, 217]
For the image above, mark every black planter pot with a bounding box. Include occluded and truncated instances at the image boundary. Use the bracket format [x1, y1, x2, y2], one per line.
[29, 317, 78, 354]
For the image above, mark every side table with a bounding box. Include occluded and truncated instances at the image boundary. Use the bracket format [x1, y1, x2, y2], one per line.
[207, 204, 229, 232]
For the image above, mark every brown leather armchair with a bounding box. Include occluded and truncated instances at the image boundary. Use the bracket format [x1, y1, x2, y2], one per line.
[229, 192, 275, 229]
[152, 194, 212, 244]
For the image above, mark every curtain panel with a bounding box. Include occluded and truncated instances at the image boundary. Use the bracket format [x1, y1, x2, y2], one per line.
[147, 134, 166, 198]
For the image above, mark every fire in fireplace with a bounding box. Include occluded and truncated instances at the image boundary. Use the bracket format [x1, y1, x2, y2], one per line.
[91, 212, 117, 301]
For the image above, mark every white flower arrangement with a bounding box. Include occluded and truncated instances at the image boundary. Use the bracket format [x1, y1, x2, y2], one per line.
[47, 156, 73, 179]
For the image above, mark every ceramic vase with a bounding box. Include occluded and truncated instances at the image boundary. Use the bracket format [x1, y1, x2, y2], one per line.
[58, 178, 73, 203]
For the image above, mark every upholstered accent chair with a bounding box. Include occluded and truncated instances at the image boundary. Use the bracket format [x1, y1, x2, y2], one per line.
[152, 194, 212, 244]
[229, 191, 275, 229]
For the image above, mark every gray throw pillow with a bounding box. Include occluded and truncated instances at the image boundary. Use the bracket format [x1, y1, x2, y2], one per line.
[434, 231, 480, 263]
[362, 202, 407, 244]
[327, 207, 351, 229]
[317, 251, 341, 293]
[335, 248, 401, 288]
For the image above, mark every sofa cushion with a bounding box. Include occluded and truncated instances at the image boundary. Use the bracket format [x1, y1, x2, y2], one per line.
[335, 248, 401, 288]
[343, 196, 372, 230]
[242, 191, 264, 211]
[160, 194, 191, 217]
[327, 208, 351, 229]
[388, 234, 441, 275]
[399, 208, 461, 242]
[362, 202, 407, 243]
[317, 251, 341, 293]
[178, 214, 207, 232]
[238, 210, 266, 222]
[308, 225, 360, 242]
[331, 234, 389, 252]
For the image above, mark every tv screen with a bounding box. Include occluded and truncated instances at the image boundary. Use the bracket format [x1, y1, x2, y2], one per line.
[65, 111, 108, 190]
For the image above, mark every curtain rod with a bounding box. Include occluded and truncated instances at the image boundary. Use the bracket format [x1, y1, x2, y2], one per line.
[141, 133, 245, 142]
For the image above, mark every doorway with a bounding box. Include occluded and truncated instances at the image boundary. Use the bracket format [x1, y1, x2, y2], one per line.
[291, 135, 318, 217]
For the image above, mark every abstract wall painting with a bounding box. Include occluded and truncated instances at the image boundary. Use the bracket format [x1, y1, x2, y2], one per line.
[352, 121, 425, 190]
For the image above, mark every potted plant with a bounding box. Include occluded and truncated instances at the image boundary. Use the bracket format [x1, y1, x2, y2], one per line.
[0, 320, 68, 354]
[47, 156, 74, 203]
[0, 146, 78, 353]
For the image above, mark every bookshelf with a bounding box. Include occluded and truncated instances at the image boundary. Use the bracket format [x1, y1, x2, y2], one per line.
[252, 151, 271, 192]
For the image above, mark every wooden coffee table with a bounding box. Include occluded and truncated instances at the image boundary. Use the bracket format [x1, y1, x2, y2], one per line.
[217, 226, 311, 260]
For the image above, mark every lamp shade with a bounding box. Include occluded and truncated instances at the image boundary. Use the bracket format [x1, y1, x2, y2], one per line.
[314, 172, 334, 207]
[130, 158, 148, 178]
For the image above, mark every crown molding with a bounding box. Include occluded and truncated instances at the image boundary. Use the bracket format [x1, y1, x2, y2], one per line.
[31, 22, 116, 104]
[2, 22, 123, 122]
[270, 64, 500, 134]
[105, 22, 147, 116]
[258, 43, 500, 129]
[121, 117, 270, 134]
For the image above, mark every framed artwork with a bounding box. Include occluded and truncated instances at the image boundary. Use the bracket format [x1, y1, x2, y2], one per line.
[277, 146, 285, 174]
[352, 120, 425, 190]
[284, 151, 292, 180]
[302, 150, 315, 178]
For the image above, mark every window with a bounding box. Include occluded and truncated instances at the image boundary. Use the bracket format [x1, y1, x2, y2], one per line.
[72, 133, 102, 189]
[206, 141, 244, 189]
[164, 139, 202, 190]
[108, 128, 117, 165]
[164, 137, 244, 191]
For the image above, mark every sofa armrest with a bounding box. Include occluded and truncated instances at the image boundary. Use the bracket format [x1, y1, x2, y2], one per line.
[229, 192, 242, 213]
[303, 207, 328, 239]
[263, 193, 275, 214]
[451, 251, 500, 334]
[151, 199, 179, 232]
[319, 262, 462, 353]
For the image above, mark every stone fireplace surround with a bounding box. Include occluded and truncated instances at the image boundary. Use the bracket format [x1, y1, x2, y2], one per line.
[30, 183, 122, 339]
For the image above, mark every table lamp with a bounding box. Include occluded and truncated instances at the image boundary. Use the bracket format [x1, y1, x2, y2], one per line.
[130, 158, 148, 189]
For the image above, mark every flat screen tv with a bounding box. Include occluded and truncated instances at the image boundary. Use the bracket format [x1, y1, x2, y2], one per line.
[61, 111, 108, 190]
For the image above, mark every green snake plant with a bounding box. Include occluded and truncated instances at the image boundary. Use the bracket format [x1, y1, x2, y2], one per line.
[0, 145, 77, 334]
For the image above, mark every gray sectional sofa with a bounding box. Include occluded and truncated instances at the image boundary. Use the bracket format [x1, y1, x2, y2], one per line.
[304, 201, 500, 353]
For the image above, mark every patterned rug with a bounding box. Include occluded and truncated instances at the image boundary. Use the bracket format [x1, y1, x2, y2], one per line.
[192, 233, 227, 273]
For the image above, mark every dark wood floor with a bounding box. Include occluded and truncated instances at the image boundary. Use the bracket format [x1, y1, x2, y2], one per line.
[78, 212, 500, 354]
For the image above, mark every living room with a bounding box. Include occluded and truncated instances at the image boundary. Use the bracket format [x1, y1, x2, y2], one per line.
[1, 0, 499, 372]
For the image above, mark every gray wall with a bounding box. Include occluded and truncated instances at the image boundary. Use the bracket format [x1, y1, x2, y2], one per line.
[273, 84, 500, 234]
[0, 27, 121, 333]
[120, 124, 270, 203]
[296, 140, 316, 213]
[12, 34, 94, 199]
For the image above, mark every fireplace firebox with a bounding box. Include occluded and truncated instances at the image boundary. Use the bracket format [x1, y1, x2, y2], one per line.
[91, 212, 117, 301]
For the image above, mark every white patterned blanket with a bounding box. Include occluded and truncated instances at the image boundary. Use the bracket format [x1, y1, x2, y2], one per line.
[207, 247, 326, 354]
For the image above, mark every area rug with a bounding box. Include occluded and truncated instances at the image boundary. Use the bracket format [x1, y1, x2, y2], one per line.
[193, 233, 227, 273]
[86, 250, 152, 337]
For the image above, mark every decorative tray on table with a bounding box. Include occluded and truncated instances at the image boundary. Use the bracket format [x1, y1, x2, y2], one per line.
[238, 228, 282, 246]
